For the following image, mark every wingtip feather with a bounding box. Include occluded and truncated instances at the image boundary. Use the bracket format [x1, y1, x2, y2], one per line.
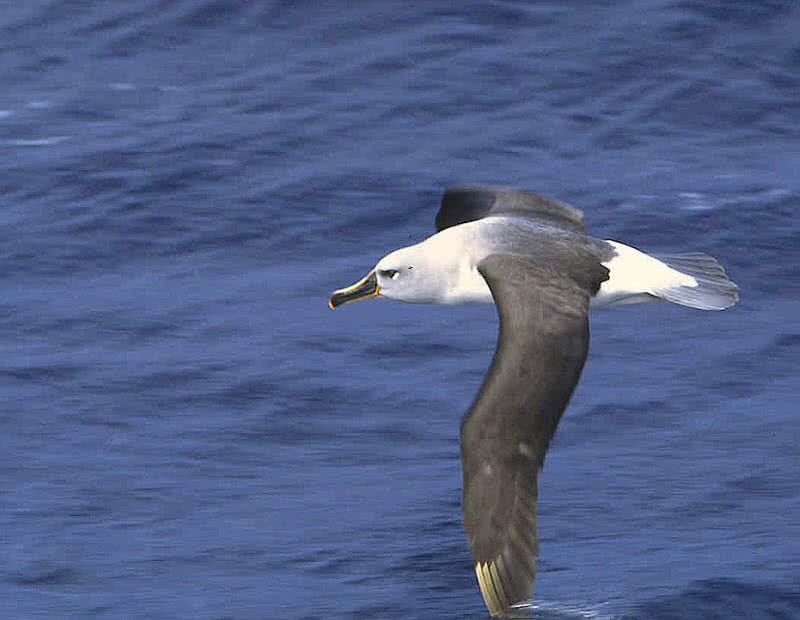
[476, 561, 505, 616]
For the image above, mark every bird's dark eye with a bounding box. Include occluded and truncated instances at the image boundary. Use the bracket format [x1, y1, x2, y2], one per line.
[379, 269, 400, 280]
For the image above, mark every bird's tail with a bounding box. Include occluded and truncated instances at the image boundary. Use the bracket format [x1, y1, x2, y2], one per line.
[651, 252, 739, 310]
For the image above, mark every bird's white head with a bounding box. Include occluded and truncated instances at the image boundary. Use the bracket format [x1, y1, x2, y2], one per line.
[329, 242, 449, 308]
[373, 244, 452, 304]
[329, 228, 493, 309]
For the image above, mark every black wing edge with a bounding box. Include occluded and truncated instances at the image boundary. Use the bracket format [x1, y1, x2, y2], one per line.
[436, 186, 586, 234]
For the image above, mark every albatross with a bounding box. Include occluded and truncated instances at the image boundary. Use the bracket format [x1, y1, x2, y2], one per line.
[328, 187, 738, 617]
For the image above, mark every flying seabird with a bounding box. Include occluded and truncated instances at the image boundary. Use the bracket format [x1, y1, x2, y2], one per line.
[328, 187, 738, 617]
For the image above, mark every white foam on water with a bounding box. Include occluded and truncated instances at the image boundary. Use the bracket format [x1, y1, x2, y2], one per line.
[9, 136, 69, 147]
[504, 598, 619, 619]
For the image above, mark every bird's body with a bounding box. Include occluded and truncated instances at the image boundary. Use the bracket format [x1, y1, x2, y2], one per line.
[329, 187, 738, 617]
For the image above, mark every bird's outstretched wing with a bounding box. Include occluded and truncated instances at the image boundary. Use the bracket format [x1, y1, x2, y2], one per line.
[460, 251, 607, 616]
[435, 187, 586, 234]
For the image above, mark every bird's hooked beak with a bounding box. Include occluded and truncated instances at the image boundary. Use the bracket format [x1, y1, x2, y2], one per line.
[329, 270, 380, 309]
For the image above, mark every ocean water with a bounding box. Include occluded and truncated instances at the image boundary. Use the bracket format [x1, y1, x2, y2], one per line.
[2, 2, 799, 618]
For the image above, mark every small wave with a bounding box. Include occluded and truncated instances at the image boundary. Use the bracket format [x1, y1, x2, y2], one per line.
[678, 192, 715, 212]
[26, 100, 53, 110]
[109, 81, 136, 91]
[7, 136, 69, 147]
[508, 599, 617, 619]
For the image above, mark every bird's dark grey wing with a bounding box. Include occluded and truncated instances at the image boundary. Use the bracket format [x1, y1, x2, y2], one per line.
[435, 187, 586, 234]
[460, 251, 607, 616]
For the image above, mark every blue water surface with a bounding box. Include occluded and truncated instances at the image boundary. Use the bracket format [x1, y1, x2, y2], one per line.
[1, 2, 799, 618]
